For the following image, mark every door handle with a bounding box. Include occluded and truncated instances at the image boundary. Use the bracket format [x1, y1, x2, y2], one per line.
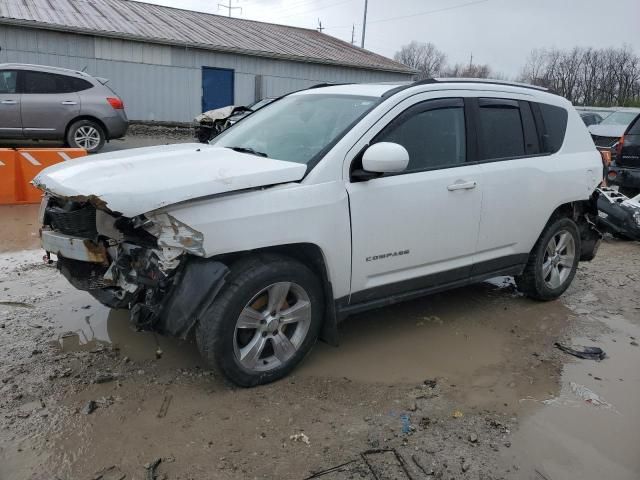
[1, 99, 17, 104]
[447, 180, 477, 191]
[61, 100, 77, 105]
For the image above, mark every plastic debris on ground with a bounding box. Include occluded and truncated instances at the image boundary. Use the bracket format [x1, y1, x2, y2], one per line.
[554, 342, 606, 360]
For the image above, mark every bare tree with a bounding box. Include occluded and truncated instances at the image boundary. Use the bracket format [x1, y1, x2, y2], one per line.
[394, 41, 447, 80]
[443, 63, 494, 79]
[519, 46, 640, 106]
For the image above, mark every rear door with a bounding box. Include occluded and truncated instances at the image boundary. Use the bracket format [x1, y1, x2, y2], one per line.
[471, 97, 572, 274]
[0, 70, 22, 138]
[20, 70, 80, 138]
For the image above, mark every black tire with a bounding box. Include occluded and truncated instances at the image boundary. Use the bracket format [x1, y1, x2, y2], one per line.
[196, 254, 324, 387]
[66, 119, 106, 153]
[516, 218, 581, 301]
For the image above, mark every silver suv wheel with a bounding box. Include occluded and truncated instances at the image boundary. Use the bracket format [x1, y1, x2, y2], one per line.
[74, 125, 101, 151]
[542, 230, 576, 289]
[234, 282, 311, 372]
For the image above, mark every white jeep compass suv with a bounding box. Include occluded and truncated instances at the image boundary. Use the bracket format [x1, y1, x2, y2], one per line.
[35, 79, 603, 386]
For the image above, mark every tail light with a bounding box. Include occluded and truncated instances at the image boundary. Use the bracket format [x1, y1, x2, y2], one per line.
[615, 135, 624, 158]
[106, 97, 124, 109]
[607, 170, 617, 180]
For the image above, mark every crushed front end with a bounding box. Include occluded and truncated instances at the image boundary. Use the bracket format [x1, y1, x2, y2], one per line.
[39, 196, 228, 338]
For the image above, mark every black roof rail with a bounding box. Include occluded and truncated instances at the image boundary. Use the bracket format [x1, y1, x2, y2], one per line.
[307, 82, 354, 90]
[381, 77, 552, 99]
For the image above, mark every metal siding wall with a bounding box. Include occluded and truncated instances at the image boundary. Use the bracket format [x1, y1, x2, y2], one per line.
[0, 25, 412, 122]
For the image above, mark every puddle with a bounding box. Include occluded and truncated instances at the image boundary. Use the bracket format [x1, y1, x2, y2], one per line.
[298, 280, 569, 411]
[0, 205, 41, 253]
[505, 314, 640, 479]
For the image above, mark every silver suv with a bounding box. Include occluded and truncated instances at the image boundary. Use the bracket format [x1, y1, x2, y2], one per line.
[0, 63, 128, 152]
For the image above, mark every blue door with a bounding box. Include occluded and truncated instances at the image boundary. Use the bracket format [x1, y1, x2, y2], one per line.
[202, 67, 234, 112]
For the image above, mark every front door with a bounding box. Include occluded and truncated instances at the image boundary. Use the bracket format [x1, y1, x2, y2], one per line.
[20, 70, 80, 138]
[202, 67, 234, 112]
[0, 70, 22, 138]
[347, 97, 483, 304]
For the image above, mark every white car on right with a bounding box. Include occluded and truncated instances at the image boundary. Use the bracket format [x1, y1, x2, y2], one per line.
[589, 107, 640, 148]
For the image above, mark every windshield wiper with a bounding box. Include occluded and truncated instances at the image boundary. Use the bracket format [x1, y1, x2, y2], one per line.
[227, 146, 268, 157]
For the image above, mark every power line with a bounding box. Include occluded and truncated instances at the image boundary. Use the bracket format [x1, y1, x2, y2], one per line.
[324, 0, 490, 30]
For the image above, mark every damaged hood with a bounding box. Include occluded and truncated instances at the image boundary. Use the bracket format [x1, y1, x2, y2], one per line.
[34, 143, 307, 217]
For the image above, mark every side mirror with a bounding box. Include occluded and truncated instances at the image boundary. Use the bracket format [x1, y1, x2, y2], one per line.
[362, 142, 409, 173]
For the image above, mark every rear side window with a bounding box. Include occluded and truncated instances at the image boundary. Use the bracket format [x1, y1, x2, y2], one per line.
[0, 71, 17, 94]
[23, 71, 93, 94]
[536, 103, 568, 153]
[477, 98, 525, 160]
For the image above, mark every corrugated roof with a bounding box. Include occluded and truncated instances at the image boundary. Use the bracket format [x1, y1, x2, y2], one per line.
[0, 0, 413, 73]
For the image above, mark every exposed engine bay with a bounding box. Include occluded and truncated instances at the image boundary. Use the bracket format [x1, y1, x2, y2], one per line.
[40, 196, 228, 338]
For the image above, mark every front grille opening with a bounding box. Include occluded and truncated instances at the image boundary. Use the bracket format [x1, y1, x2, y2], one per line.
[45, 198, 97, 238]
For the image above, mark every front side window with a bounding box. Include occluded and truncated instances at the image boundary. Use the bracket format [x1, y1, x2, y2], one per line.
[374, 99, 466, 171]
[478, 99, 525, 160]
[0, 71, 17, 94]
[212, 94, 379, 165]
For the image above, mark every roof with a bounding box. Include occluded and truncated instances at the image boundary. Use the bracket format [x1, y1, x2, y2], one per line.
[298, 79, 563, 101]
[0, 62, 92, 77]
[0, 0, 413, 74]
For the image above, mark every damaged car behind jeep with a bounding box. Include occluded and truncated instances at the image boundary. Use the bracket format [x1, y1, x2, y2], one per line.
[35, 80, 603, 387]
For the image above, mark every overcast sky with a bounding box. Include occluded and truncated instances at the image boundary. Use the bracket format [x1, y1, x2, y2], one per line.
[139, 0, 640, 77]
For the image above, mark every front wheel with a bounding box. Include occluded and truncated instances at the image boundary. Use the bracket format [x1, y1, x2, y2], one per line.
[196, 255, 324, 387]
[516, 218, 581, 301]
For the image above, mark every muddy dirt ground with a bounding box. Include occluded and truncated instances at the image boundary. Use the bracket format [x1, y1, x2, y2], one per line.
[0, 204, 639, 480]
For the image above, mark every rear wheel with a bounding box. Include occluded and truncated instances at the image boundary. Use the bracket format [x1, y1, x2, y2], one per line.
[66, 119, 106, 153]
[196, 255, 323, 387]
[516, 218, 581, 300]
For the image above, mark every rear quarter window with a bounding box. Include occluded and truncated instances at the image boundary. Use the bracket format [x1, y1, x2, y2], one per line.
[537, 103, 568, 153]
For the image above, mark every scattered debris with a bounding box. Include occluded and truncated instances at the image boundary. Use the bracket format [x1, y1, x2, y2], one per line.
[0, 301, 35, 308]
[95, 372, 117, 384]
[631, 341, 639, 347]
[156, 394, 173, 418]
[92, 465, 126, 480]
[400, 413, 412, 434]
[452, 410, 464, 419]
[468, 432, 479, 443]
[82, 400, 98, 415]
[290, 432, 311, 446]
[423, 379, 437, 388]
[155, 348, 163, 359]
[554, 342, 606, 360]
[569, 382, 615, 410]
[144, 458, 162, 480]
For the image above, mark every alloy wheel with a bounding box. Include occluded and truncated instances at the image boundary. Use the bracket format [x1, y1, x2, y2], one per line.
[233, 282, 311, 372]
[542, 230, 576, 289]
[74, 126, 101, 150]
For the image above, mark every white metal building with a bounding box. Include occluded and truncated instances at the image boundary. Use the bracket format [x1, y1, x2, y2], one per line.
[0, 0, 414, 122]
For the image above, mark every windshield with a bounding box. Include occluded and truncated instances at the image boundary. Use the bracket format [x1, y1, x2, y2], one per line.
[212, 94, 379, 164]
[599, 111, 639, 126]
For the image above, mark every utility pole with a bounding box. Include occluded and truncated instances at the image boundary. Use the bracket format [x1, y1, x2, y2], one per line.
[469, 52, 473, 68]
[351, 24, 355, 45]
[218, 0, 242, 17]
[317, 18, 324, 33]
[360, 0, 368, 48]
